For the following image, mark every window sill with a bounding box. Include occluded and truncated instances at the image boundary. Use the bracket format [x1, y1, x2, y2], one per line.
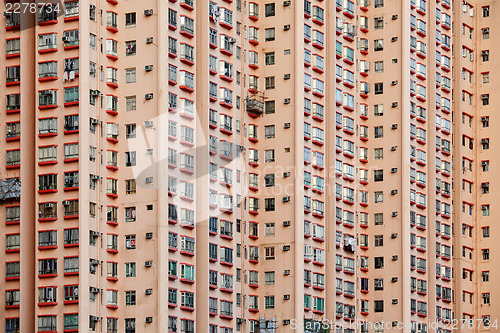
[38, 274, 58, 278]
[38, 133, 58, 138]
[64, 101, 79, 107]
[38, 161, 58, 166]
[38, 189, 58, 194]
[6, 52, 20, 59]
[64, 16, 79, 22]
[38, 245, 58, 250]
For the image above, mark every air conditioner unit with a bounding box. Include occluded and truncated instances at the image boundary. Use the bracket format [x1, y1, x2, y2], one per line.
[482, 139, 489, 144]
[392, 14, 398, 20]
[62, 36, 69, 42]
[391, 277, 398, 282]
[284, 74, 291, 80]
[145, 65, 153, 71]
[145, 177, 154, 184]
[391, 37, 398, 42]
[146, 317, 153, 323]
[392, 212, 398, 217]
[146, 37, 154, 44]
[146, 232, 153, 239]
[391, 124, 398, 129]
[146, 149, 153, 155]
[283, 294, 290, 300]
[283, 172, 290, 177]
[90, 5, 96, 10]
[283, 220, 291, 227]
[145, 289, 153, 295]
[145, 261, 153, 267]
[392, 299, 398, 304]
[229, 38, 237, 43]
[283, 0, 291, 6]
[284, 24, 291, 31]
[62, 200, 70, 206]
[144, 9, 153, 16]
[391, 233, 398, 239]
[284, 269, 291, 275]
[283, 320, 291, 325]
[91, 287, 99, 294]
[91, 118, 99, 125]
[283, 245, 291, 251]
[391, 80, 398, 85]
[90, 259, 99, 265]
[392, 321, 398, 327]
[145, 93, 153, 100]
[482, 206, 488, 210]
[283, 196, 290, 202]
[90, 315, 99, 323]
[391, 168, 398, 173]
[392, 102, 398, 108]
[391, 190, 398, 195]
[392, 255, 398, 261]
[391, 146, 398, 151]
[284, 98, 291, 104]
[44, 202, 54, 208]
[144, 121, 153, 127]
[91, 231, 100, 237]
[90, 89, 100, 96]
[284, 123, 291, 129]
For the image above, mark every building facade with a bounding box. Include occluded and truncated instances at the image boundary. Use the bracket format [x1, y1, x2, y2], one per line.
[0, 0, 497, 332]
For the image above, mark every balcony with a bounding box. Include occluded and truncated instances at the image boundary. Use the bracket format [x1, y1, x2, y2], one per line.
[246, 96, 264, 118]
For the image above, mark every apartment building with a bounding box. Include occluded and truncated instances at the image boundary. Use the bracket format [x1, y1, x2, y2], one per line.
[452, 1, 499, 329]
[0, 0, 497, 332]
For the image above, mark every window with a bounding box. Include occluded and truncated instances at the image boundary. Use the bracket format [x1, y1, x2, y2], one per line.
[265, 3, 275, 16]
[482, 50, 489, 62]
[38, 316, 57, 332]
[126, 12, 136, 27]
[265, 52, 275, 65]
[125, 262, 136, 277]
[265, 246, 275, 259]
[483, 249, 490, 260]
[6, 38, 20, 56]
[479, 93, 490, 106]
[265, 28, 275, 41]
[375, 257, 384, 269]
[482, 28, 490, 39]
[374, 17, 383, 29]
[265, 223, 275, 236]
[265, 76, 275, 89]
[125, 68, 136, 83]
[265, 149, 275, 163]
[374, 126, 383, 138]
[6, 261, 20, 279]
[64, 228, 78, 246]
[374, 39, 383, 51]
[374, 0, 383, 7]
[483, 6, 490, 17]
[265, 198, 275, 211]
[125, 151, 136, 167]
[374, 61, 384, 73]
[63, 29, 79, 47]
[482, 72, 490, 84]
[374, 83, 383, 95]
[265, 296, 275, 309]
